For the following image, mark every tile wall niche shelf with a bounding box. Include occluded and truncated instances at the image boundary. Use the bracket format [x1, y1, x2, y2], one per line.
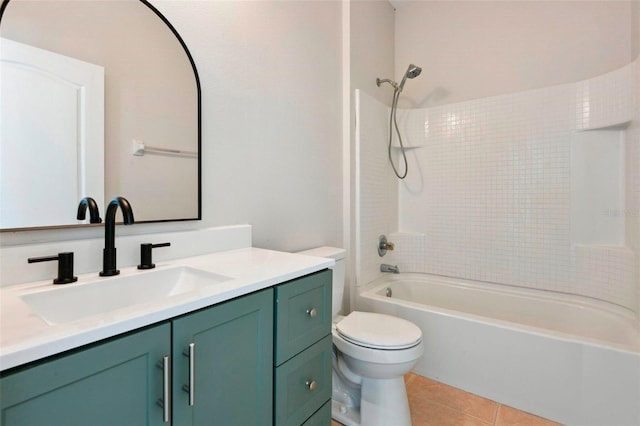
[570, 130, 624, 246]
[391, 144, 424, 150]
[573, 243, 631, 249]
[576, 121, 631, 132]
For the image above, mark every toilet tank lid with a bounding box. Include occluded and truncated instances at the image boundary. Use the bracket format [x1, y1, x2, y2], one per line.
[296, 246, 346, 260]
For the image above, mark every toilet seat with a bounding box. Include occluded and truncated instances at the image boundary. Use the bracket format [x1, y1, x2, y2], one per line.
[336, 311, 422, 350]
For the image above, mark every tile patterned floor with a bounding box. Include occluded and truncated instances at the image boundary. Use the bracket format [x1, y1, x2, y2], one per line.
[331, 373, 562, 426]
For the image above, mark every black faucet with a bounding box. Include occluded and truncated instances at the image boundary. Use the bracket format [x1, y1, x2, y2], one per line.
[77, 197, 102, 223]
[100, 197, 134, 277]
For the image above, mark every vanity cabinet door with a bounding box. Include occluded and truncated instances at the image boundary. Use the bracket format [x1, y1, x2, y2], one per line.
[0, 323, 170, 426]
[172, 288, 274, 426]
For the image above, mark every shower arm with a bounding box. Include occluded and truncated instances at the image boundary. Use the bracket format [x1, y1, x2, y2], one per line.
[376, 78, 399, 90]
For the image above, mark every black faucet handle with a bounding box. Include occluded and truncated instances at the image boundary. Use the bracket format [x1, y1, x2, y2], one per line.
[138, 243, 171, 270]
[28, 252, 78, 284]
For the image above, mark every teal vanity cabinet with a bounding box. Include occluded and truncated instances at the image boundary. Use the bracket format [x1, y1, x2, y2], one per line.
[0, 270, 333, 426]
[0, 288, 274, 426]
[172, 288, 273, 425]
[274, 270, 333, 426]
[0, 323, 170, 426]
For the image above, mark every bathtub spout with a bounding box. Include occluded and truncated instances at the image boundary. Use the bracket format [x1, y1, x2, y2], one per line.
[380, 264, 400, 274]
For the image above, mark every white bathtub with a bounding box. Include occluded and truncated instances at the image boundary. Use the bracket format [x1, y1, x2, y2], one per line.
[357, 273, 640, 426]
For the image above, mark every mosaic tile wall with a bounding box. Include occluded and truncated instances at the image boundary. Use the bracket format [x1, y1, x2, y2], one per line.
[358, 60, 638, 311]
[627, 59, 640, 313]
[355, 90, 399, 287]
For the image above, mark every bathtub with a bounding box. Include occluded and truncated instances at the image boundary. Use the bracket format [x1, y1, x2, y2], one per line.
[357, 273, 640, 426]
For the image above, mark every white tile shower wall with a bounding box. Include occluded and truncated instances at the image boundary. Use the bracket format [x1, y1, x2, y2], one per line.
[573, 60, 637, 310]
[379, 60, 639, 310]
[571, 245, 635, 307]
[637, 56, 640, 316]
[385, 232, 426, 273]
[576, 61, 636, 130]
[398, 85, 574, 291]
[355, 90, 398, 286]
[628, 58, 640, 314]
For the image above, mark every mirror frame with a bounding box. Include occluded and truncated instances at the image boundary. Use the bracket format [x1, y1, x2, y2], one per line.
[0, 0, 202, 231]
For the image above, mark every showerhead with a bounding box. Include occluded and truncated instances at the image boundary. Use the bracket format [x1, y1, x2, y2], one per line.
[406, 64, 422, 79]
[376, 64, 422, 93]
[398, 64, 422, 91]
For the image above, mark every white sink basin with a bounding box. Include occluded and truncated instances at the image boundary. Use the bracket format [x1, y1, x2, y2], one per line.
[20, 266, 232, 325]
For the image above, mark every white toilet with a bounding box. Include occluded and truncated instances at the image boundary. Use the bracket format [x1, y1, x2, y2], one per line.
[297, 247, 424, 426]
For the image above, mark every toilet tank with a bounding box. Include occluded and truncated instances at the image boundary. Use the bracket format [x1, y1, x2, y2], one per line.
[296, 246, 346, 317]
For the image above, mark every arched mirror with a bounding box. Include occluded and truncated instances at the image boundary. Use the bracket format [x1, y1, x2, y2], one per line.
[0, 0, 201, 230]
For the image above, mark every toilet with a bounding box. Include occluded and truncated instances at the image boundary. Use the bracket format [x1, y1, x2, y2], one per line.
[297, 247, 424, 426]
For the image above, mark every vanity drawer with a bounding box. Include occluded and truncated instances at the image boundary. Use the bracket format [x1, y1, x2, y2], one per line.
[274, 335, 332, 426]
[275, 269, 332, 365]
[302, 400, 331, 426]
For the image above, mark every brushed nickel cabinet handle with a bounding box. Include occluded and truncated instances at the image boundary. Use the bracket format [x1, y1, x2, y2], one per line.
[156, 355, 171, 422]
[306, 307, 317, 318]
[182, 343, 195, 406]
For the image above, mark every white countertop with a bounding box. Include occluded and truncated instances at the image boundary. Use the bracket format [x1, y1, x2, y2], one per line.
[0, 247, 333, 371]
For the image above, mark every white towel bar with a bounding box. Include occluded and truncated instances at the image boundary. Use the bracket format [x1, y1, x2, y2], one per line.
[132, 140, 197, 157]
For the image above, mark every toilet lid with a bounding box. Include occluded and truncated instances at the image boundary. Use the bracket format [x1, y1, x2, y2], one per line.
[336, 311, 422, 350]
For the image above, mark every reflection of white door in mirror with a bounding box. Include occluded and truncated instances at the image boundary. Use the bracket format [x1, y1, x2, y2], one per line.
[0, 38, 104, 229]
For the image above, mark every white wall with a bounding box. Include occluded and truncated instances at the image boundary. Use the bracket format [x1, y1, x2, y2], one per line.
[395, 1, 635, 108]
[351, 0, 396, 108]
[632, 0, 640, 59]
[158, 0, 344, 251]
[1, 1, 344, 254]
[349, 0, 396, 308]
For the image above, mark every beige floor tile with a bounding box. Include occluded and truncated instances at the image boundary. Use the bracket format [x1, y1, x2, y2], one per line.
[495, 405, 563, 426]
[405, 372, 417, 385]
[333, 373, 560, 426]
[406, 374, 498, 424]
[409, 397, 493, 426]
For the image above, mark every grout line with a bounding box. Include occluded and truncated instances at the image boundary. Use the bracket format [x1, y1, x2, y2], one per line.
[496, 404, 508, 426]
[492, 403, 501, 425]
[404, 372, 416, 386]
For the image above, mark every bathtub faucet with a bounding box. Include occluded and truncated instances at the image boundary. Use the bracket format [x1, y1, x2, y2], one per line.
[380, 264, 399, 274]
